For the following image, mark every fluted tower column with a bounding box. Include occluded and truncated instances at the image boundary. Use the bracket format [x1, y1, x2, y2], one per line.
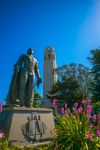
[43, 47, 58, 100]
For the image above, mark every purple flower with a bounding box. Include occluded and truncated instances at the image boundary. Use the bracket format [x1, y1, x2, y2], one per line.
[92, 115, 97, 121]
[87, 113, 91, 119]
[0, 131, 3, 139]
[89, 123, 93, 128]
[88, 99, 92, 103]
[87, 105, 92, 113]
[61, 107, 65, 113]
[65, 103, 67, 109]
[74, 102, 78, 109]
[88, 133, 92, 140]
[82, 99, 86, 104]
[65, 110, 68, 117]
[78, 107, 83, 113]
[53, 99, 57, 108]
[87, 105, 92, 110]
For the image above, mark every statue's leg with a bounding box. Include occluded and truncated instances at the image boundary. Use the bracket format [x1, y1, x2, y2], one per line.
[19, 71, 28, 106]
[26, 75, 34, 107]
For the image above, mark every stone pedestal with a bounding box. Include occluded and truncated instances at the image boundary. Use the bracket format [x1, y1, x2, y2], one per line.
[0, 107, 55, 147]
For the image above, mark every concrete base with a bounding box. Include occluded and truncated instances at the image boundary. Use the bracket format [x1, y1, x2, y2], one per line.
[0, 107, 55, 147]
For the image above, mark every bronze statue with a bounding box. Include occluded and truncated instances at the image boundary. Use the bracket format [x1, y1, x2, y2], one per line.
[7, 48, 42, 107]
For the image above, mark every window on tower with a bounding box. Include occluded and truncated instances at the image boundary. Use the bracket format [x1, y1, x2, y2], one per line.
[48, 54, 51, 59]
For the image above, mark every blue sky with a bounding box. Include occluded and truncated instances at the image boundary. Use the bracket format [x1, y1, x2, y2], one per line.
[0, 0, 100, 100]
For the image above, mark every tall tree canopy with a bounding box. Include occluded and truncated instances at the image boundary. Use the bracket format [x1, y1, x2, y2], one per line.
[48, 75, 83, 110]
[88, 48, 100, 102]
[48, 63, 93, 110]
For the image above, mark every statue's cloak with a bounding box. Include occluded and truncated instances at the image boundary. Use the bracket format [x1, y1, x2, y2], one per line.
[6, 54, 41, 106]
[7, 69, 21, 105]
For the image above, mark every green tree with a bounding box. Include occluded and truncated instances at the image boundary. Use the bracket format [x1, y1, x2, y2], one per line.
[47, 76, 83, 110]
[33, 91, 42, 107]
[88, 48, 100, 102]
[48, 63, 93, 110]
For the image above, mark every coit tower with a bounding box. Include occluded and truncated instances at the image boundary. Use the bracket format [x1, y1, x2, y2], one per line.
[43, 46, 58, 100]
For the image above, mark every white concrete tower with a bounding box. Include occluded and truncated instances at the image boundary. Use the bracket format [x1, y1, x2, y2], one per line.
[43, 46, 58, 100]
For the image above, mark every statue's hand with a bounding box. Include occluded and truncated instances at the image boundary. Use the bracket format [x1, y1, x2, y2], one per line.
[36, 77, 42, 87]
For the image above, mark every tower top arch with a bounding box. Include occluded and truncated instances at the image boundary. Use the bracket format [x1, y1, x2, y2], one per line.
[44, 46, 54, 51]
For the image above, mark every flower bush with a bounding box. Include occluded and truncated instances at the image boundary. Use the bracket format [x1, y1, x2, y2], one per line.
[51, 99, 100, 150]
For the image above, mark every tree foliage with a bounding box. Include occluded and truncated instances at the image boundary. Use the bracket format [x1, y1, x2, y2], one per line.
[34, 91, 42, 101]
[48, 76, 83, 110]
[33, 91, 42, 107]
[88, 48, 100, 102]
[48, 63, 93, 110]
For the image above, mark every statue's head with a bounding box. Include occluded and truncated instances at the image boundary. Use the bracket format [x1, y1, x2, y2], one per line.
[27, 48, 33, 55]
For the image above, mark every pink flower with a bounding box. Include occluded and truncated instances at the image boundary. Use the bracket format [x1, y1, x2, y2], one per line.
[82, 99, 86, 104]
[96, 127, 100, 137]
[74, 102, 78, 109]
[87, 113, 91, 119]
[65, 103, 67, 109]
[87, 105, 92, 113]
[92, 115, 97, 121]
[65, 110, 68, 117]
[87, 105, 92, 110]
[88, 99, 92, 103]
[61, 107, 65, 113]
[89, 123, 93, 128]
[88, 133, 92, 140]
[78, 107, 83, 113]
[53, 99, 57, 108]
[0, 132, 3, 139]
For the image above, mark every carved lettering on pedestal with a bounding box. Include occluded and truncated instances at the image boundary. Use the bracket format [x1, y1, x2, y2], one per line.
[21, 113, 46, 141]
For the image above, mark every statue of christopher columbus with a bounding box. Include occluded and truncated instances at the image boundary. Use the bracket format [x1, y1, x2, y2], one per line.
[7, 48, 42, 107]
